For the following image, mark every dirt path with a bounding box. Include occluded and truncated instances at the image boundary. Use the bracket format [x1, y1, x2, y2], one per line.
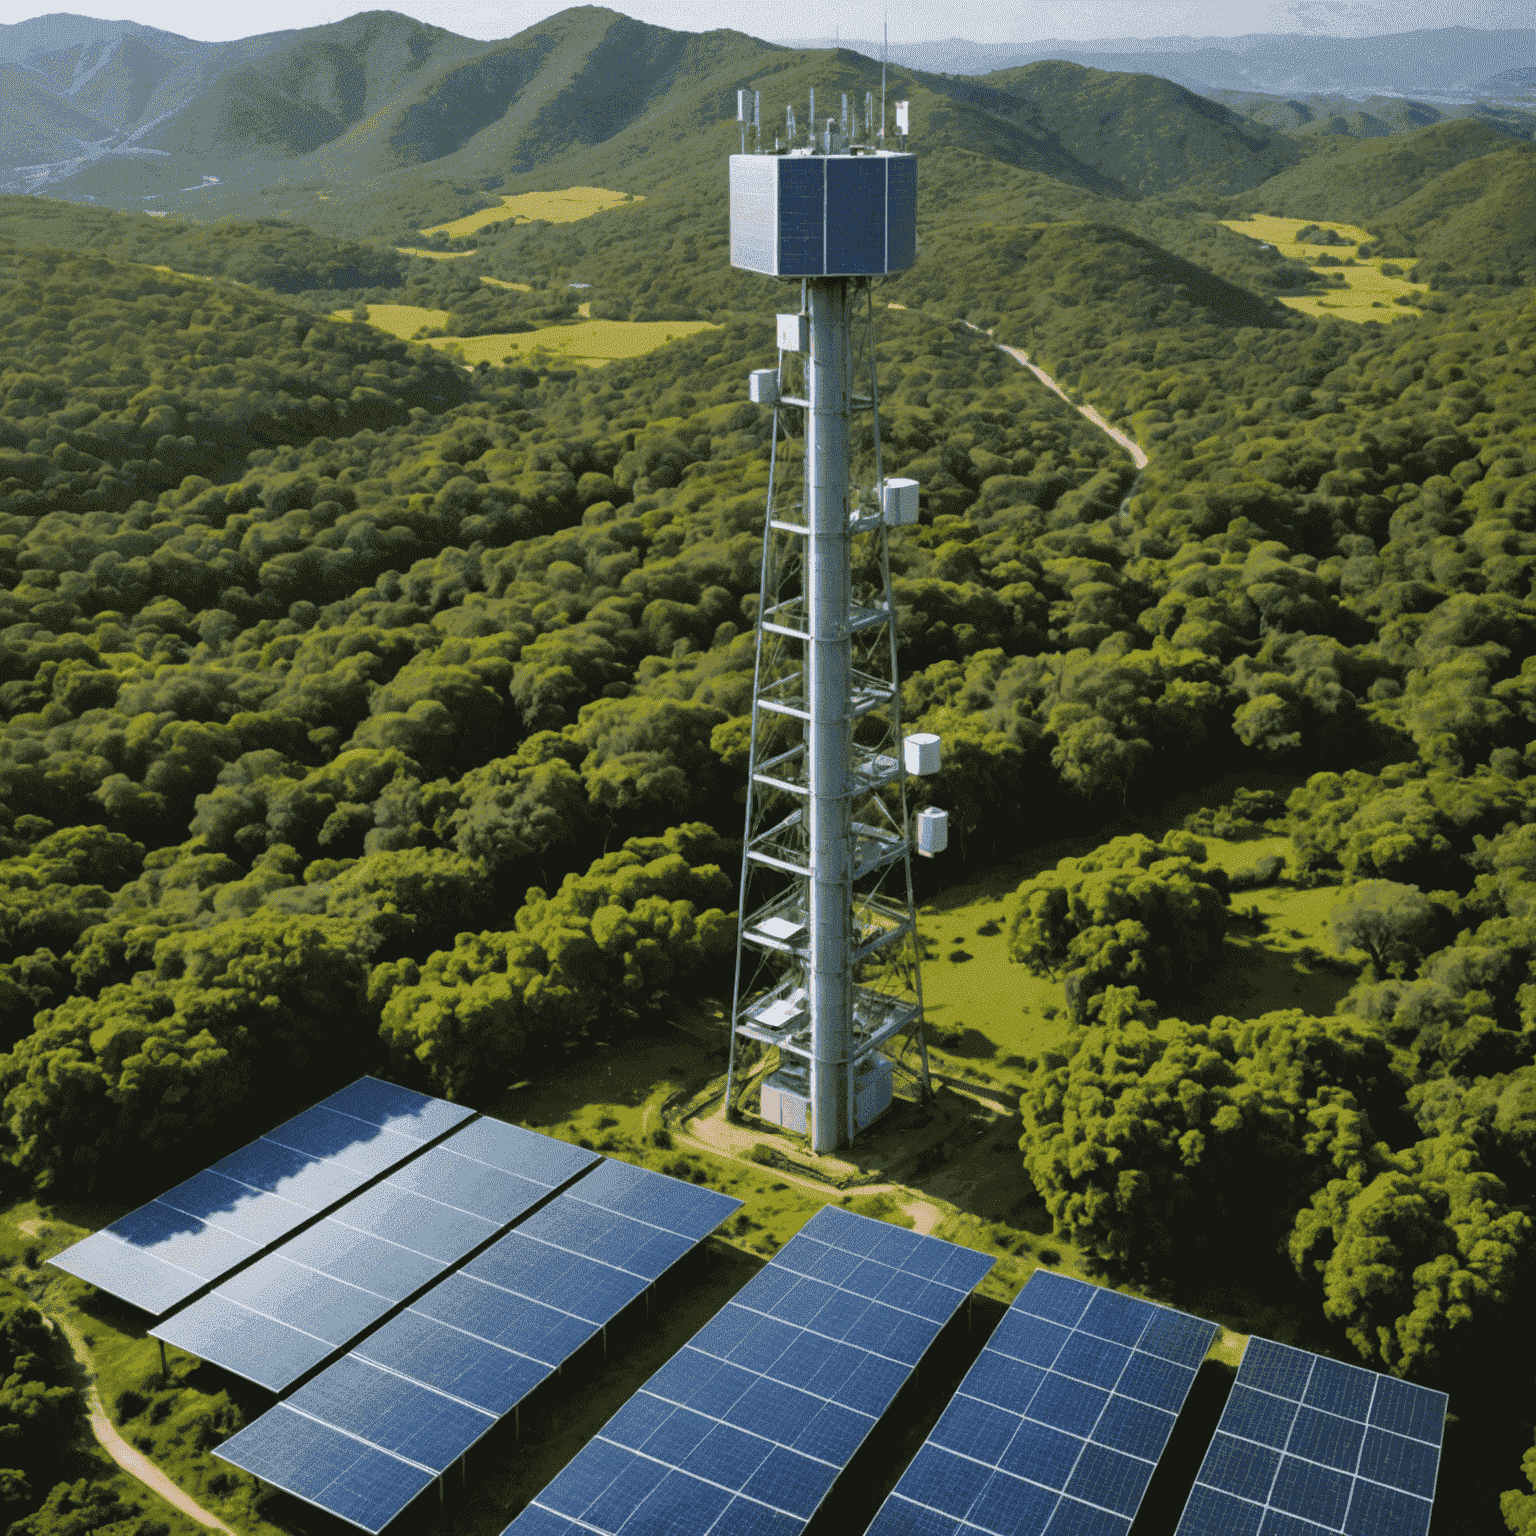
[676, 1103, 946, 1235]
[942, 315, 1149, 471]
[52, 1314, 235, 1534]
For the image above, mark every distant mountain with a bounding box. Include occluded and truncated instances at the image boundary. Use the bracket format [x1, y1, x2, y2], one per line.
[778, 27, 1535, 100]
[1205, 89, 1535, 143]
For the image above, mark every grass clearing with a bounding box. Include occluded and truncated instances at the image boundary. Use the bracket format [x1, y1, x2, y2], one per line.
[331, 308, 720, 366]
[394, 246, 478, 260]
[480, 276, 532, 291]
[421, 186, 643, 239]
[1221, 213, 1426, 321]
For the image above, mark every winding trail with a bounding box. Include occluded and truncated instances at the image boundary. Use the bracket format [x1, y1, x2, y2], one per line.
[948, 315, 1148, 470]
[27, 1240, 235, 1536]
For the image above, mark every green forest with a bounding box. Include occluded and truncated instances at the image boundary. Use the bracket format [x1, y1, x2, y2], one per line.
[2, 9, 1535, 1534]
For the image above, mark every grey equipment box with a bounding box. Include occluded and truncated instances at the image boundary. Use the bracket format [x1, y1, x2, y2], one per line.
[729, 152, 917, 278]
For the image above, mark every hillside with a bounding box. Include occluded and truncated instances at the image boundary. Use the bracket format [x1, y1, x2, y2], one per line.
[1237, 116, 1523, 222]
[1205, 87, 1536, 142]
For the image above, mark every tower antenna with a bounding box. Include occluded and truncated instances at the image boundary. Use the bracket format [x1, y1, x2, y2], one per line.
[881, 13, 887, 143]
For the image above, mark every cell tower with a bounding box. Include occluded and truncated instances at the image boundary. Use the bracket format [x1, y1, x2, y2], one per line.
[724, 89, 944, 1154]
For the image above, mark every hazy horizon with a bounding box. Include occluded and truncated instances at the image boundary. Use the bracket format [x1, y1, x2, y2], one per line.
[4, 0, 1531, 46]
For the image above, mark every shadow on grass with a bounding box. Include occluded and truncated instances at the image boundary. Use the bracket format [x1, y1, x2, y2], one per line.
[1184, 932, 1357, 1024]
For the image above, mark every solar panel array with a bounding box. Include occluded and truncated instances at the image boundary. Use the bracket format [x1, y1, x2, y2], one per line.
[865, 1270, 1218, 1536]
[215, 1161, 742, 1534]
[1173, 1336, 1447, 1536]
[49, 1079, 472, 1316]
[505, 1203, 995, 1536]
[150, 1116, 600, 1391]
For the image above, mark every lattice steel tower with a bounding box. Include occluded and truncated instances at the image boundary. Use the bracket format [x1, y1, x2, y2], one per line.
[723, 94, 944, 1154]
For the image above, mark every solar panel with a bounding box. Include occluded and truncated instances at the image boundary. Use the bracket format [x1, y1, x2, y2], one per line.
[504, 1204, 994, 1536]
[1172, 1335, 1447, 1536]
[865, 1269, 1218, 1536]
[48, 1078, 473, 1316]
[216, 1157, 742, 1533]
[153, 1113, 602, 1392]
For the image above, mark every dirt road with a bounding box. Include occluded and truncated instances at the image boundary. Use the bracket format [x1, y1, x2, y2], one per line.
[52, 1313, 235, 1534]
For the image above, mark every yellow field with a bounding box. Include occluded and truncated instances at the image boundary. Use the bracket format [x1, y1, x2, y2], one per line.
[1222, 214, 1425, 322]
[332, 305, 719, 366]
[394, 245, 477, 260]
[451, 317, 719, 366]
[421, 185, 644, 239]
[481, 275, 533, 291]
[332, 302, 451, 337]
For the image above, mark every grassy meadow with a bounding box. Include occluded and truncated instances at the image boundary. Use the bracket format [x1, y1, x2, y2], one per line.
[1220, 213, 1428, 320]
[421, 187, 644, 240]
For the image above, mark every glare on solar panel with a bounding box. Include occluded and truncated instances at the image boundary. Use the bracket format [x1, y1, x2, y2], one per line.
[865, 1269, 1218, 1536]
[150, 1110, 592, 1391]
[1173, 1335, 1447, 1536]
[217, 1155, 743, 1534]
[47, 1078, 471, 1317]
[502, 1206, 993, 1536]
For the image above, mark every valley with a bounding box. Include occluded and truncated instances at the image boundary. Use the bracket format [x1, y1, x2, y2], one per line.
[0, 7, 1533, 1536]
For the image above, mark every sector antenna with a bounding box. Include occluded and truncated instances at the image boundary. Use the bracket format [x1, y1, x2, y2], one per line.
[724, 84, 941, 1154]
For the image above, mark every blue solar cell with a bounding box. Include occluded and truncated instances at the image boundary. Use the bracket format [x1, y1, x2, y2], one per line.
[969, 1470, 1057, 1536]
[1201, 1433, 1280, 1500]
[771, 1326, 863, 1398]
[1139, 1307, 1218, 1370]
[523, 1199, 695, 1277]
[680, 1419, 773, 1489]
[1116, 1350, 1196, 1414]
[1261, 1507, 1330, 1536]
[214, 1137, 366, 1210]
[540, 1436, 633, 1520]
[152, 1293, 331, 1391]
[1369, 1375, 1447, 1444]
[1067, 1440, 1153, 1518]
[599, 1393, 677, 1452]
[1268, 1452, 1352, 1527]
[833, 1349, 910, 1415]
[107, 1202, 259, 1277]
[1304, 1354, 1376, 1421]
[568, 1159, 740, 1239]
[962, 1351, 1048, 1417]
[321, 1076, 472, 1143]
[289, 1355, 493, 1472]
[215, 1405, 434, 1535]
[1055, 1330, 1131, 1390]
[1029, 1371, 1108, 1438]
[1343, 1476, 1434, 1536]
[383, 1145, 547, 1226]
[438, 1116, 598, 1187]
[354, 1309, 551, 1416]
[930, 1244, 999, 1295]
[639, 1403, 717, 1464]
[267, 1105, 421, 1177]
[1214, 1384, 1297, 1450]
[1357, 1425, 1441, 1499]
[1093, 1394, 1175, 1461]
[987, 1309, 1071, 1369]
[1079, 1287, 1151, 1348]
[826, 155, 886, 275]
[711, 1308, 800, 1375]
[1015, 1271, 1095, 1328]
[335, 1179, 497, 1263]
[217, 1255, 393, 1345]
[846, 1298, 938, 1364]
[866, 1498, 964, 1536]
[713, 1497, 805, 1536]
[999, 1414, 1082, 1488]
[505, 1508, 586, 1536]
[414, 1272, 597, 1365]
[156, 1169, 309, 1245]
[791, 1398, 870, 1464]
[279, 1219, 443, 1300]
[725, 1375, 822, 1439]
[1288, 1402, 1364, 1471]
[625, 1469, 731, 1534]
[1176, 1485, 1265, 1536]
[1042, 1497, 1129, 1536]
[1240, 1338, 1313, 1402]
[900, 1444, 988, 1520]
[745, 1445, 838, 1518]
[929, 1395, 1018, 1467]
[49, 1233, 203, 1316]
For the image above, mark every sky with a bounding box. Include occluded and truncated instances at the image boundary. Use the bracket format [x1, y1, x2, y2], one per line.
[7, 0, 1531, 44]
